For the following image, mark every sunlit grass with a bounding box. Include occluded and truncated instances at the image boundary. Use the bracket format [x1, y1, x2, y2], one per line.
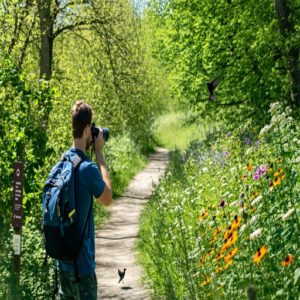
[154, 111, 207, 151]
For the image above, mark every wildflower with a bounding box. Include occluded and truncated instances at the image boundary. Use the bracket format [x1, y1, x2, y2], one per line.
[213, 226, 222, 236]
[200, 277, 212, 286]
[251, 195, 263, 206]
[209, 236, 217, 244]
[245, 137, 251, 145]
[241, 175, 247, 180]
[282, 254, 293, 266]
[253, 245, 267, 264]
[230, 200, 238, 207]
[273, 177, 282, 187]
[282, 208, 295, 221]
[222, 231, 238, 252]
[231, 215, 242, 230]
[215, 266, 224, 273]
[213, 253, 223, 262]
[224, 229, 232, 240]
[250, 191, 260, 200]
[219, 199, 225, 207]
[240, 224, 247, 233]
[249, 215, 258, 225]
[250, 228, 262, 240]
[223, 259, 233, 270]
[197, 258, 205, 268]
[247, 164, 254, 171]
[198, 209, 208, 221]
[274, 168, 283, 177]
[253, 165, 267, 180]
[225, 247, 238, 263]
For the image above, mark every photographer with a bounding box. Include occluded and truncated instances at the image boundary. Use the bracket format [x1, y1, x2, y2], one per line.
[57, 100, 112, 299]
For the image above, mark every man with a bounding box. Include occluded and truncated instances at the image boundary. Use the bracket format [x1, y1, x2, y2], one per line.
[57, 100, 112, 299]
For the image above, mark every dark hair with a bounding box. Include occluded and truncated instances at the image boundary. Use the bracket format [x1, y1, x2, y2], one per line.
[71, 101, 93, 138]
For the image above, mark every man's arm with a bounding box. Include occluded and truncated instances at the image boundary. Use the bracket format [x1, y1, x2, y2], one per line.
[94, 129, 112, 206]
[95, 150, 112, 206]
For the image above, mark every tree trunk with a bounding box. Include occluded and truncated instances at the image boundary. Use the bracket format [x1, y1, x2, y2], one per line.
[275, 0, 300, 107]
[37, 0, 53, 80]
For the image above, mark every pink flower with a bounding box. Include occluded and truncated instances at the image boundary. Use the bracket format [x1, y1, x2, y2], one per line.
[253, 165, 267, 180]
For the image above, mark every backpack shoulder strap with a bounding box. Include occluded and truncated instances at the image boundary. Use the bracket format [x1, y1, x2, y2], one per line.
[61, 151, 86, 169]
[70, 153, 83, 169]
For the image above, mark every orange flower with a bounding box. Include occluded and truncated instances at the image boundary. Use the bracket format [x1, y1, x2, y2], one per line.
[221, 231, 238, 253]
[273, 177, 282, 187]
[223, 259, 233, 270]
[274, 168, 283, 177]
[253, 245, 267, 264]
[231, 215, 242, 230]
[224, 247, 238, 263]
[247, 164, 253, 171]
[224, 229, 232, 240]
[282, 254, 293, 266]
[198, 210, 208, 221]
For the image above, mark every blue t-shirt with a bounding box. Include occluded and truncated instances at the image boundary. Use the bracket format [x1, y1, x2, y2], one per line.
[57, 148, 105, 275]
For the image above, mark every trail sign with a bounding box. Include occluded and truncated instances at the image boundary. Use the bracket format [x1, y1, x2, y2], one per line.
[12, 161, 24, 228]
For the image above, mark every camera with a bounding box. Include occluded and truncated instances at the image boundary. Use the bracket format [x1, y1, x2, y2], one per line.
[91, 123, 109, 142]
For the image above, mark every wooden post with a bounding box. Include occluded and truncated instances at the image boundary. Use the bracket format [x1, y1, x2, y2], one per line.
[11, 161, 24, 299]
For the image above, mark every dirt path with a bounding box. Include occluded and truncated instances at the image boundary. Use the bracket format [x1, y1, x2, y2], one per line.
[95, 148, 169, 299]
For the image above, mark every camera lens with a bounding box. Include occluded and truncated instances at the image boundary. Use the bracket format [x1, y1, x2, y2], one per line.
[102, 128, 109, 142]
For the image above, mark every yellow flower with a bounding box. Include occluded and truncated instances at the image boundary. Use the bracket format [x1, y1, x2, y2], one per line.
[198, 210, 208, 221]
[247, 164, 253, 171]
[224, 229, 232, 240]
[274, 168, 283, 177]
[224, 247, 238, 263]
[213, 252, 223, 262]
[273, 177, 282, 187]
[213, 226, 222, 236]
[221, 231, 238, 253]
[231, 215, 242, 230]
[197, 258, 205, 268]
[282, 254, 293, 267]
[250, 191, 259, 200]
[223, 259, 233, 270]
[209, 236, 217, 244]
[200, 277, 212, 286]
[253, 245, 267, 264]
[215, 266, 224, 273]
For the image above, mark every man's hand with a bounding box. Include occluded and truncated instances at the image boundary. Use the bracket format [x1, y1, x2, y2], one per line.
[94, 128, 105, 153]
[94, 128, 112, 207]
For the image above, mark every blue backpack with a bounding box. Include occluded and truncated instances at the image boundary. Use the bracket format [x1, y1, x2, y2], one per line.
[42, 151, 92, 265]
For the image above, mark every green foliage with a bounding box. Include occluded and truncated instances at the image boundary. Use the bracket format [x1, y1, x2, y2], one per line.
[0, 1, 165, 297]
[154, 110, 211, 151]
[139, 102, 300, 299]
[146, 0, 300, 126]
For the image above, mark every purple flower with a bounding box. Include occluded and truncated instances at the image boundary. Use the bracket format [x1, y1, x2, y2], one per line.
[223, 151, 230, 157]
[253, 165, 267, 180]
[255, 140, 259, 148]
[245, 137, 251, 145]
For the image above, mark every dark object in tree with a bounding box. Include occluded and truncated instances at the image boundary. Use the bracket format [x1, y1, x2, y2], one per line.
[118, 268, 126, 284]
[207, 77, 220, 101]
